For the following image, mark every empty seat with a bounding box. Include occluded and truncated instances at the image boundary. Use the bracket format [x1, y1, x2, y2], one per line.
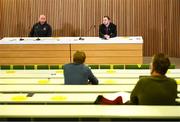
[25, 65, 35, 70]
[113, 65, 124, 69]
[50, 65, 60, 70]
[37, 65, 49, 70]
[13, 65, 25, 70]
[1, 65, 11, 70]
[99, 65, 111, 69]
[125, 64, 140, 69]
[88, 65, 99, 69]
[169, 64, 176, 69]
[140, 64, 150, 69]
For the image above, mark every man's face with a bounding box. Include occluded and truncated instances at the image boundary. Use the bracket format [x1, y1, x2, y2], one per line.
[103, 17, 110, 26]
[39, 15, 46, 24]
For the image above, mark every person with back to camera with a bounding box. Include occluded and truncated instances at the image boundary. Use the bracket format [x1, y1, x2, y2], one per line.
[129, 53, 177, 105]
[63, 51, 98, 85]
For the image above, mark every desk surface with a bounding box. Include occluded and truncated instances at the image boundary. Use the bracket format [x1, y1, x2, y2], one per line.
[0, 37, 143, 44]
[0, 85, 180, 93]
[0, 105, 179, 119]
[0, 92, 130, 103]
[0, 93, 179, 104]
[0, 72, 180, 78]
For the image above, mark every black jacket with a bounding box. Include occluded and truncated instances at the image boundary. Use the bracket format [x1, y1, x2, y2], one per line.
[29, 22, 52, 37]
[99, 23, 117, 39]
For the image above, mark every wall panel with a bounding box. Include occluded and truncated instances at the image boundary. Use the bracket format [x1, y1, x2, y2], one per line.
[0, 0, 179, 57]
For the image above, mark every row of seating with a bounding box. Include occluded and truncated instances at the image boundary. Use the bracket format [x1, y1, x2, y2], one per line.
[0, 64, 176, 70]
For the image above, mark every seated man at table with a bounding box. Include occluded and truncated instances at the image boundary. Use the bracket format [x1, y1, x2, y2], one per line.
[129, 53, 177, 105]
[99, 16, 117, 39]
[63, 51, 98, 85]
[29, 15, 52, 37]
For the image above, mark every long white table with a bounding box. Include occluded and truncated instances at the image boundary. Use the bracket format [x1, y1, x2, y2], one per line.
[0, 78, 179, 85]
[0, 92, 130, 104]
[0, 85, 180, 93]
[1, 69, 180, 75]
[1, 73, 180, 78]
[0, 37, 143, 64]
[0, 93, 179, 104]
[0, 105, 179, 119]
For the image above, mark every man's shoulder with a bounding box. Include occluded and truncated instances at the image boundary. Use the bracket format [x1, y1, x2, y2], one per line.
[110, 23, 116, 27]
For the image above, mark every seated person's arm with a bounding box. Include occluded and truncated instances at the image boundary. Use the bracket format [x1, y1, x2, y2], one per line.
[29, 26, 35, 37]
[47, 25, 52, 37]
[110, 25, 117, 38]
[130, 80, 142, 105]
[99, 25, 105, 39]
[87, 69, 99, 85]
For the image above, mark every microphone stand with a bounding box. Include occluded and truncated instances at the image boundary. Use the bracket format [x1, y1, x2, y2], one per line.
[34, 26, 40, 41]
[79, 25, 96, 40]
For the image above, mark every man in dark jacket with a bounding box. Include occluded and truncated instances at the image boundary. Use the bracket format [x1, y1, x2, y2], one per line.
[130, 53, 177, 105]
[63, 51, 98, 85]
[99, 16, 117, 39]
[29, 15, 52, 37]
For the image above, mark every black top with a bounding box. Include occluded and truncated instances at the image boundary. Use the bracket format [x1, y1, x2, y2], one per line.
[130, 76, 177, 105]
[99, 23, 117, 39]
[29, 22, 52, 37]
[63, 63, 99, 85]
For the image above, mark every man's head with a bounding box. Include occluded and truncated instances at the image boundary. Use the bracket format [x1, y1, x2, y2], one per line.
[73, 51, 86, 64]
[151, 53, 170, 75]
[39, 15, 46, 25]
[103, 16, 111, 26]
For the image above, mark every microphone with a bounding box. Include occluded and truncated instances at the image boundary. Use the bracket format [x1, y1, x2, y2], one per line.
[19, 37, 24, 41]
[34, 26, 40, 41]
[79, 25, 96, 40]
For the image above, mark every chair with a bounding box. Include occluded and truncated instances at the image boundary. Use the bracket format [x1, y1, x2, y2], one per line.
[88, 65, 99, 69]
[169, 64, 175, 69]
[37, 65, 49, 70]
[99, 65, 111, 69]
[13, 65, 25, 70]
[113, 65, 124, 69]
[1, 65, 11, 70]
[140, 64, 150, 69]
[49, 65, 60, 70]
[25, 65, 35, 70]
[125, 64, 140, 69]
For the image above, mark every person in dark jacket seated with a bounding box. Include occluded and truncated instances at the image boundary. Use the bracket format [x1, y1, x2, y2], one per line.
[129, 53, 177, 105]
[29, 15, 52, 37]
[99, 16, 117, 39]
[63, 51, 98, 85]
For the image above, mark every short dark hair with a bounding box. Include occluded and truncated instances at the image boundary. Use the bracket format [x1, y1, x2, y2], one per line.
[73, 51, 86, 64]
[103, 16, 110, 20]
[152, 53, 170, 75]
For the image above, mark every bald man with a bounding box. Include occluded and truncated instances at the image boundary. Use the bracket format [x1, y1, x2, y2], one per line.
[29, 15, 52, 37]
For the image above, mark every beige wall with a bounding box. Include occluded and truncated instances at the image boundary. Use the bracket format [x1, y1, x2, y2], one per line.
[0, 0, 180, 57]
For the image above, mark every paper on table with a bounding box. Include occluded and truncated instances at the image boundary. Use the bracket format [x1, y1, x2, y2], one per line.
[38, 80, 50, 84]
[51, 96, 67, 101]
[6, 70, 16, 74]
[106, 69, 116, 74]
[103, 79, 117, 84]
[176, 79, 180, 85]
[56, 70, 63, 74]
[11, 96, 27, 101]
